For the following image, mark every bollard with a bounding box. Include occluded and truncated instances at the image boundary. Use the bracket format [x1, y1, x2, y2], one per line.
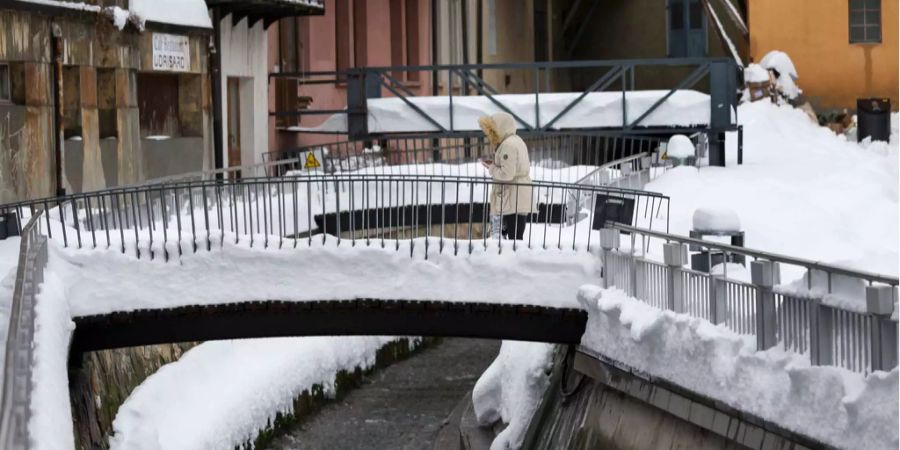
[599, 229, 620, 289]
[867, 285, 898, 371]
[751, 260, 780, 351]
[663, 243, 688, 313]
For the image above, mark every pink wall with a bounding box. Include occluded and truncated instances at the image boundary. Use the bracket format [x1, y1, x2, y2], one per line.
[268, 0, 434, 153]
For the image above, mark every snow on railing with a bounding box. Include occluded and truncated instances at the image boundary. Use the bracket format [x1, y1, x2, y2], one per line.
[0, 175, 670, 260]
[0, 212, 47, 450]
[597, 224, 899, 374]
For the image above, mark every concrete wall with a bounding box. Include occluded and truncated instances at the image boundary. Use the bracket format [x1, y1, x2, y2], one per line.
[219, 17, 269, 167]
[69, 343, 196, 450]
[748, 0, 899, 111]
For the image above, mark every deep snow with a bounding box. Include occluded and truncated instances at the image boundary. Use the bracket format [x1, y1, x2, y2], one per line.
[579, 286, 898, 450]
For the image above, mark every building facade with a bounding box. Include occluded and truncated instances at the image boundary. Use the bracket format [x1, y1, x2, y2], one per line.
[748, 0, 898, 111]
[267, 0, 434, 151]
[0, 0, 214, 204]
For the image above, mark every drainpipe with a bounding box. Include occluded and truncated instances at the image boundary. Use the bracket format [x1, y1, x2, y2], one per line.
[431, 0, 439, 96]
[50, 22, 65, 197]
[210, 8, 224, 177]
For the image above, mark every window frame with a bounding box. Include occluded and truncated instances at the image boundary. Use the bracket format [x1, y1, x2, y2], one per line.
[849, 0, 882, 44]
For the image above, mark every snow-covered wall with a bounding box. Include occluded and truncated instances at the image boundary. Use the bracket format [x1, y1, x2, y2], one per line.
[219, 17, 269, 167]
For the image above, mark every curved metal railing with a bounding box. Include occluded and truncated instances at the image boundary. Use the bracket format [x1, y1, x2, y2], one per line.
[0, 212, 47, 450]
[0, 174, 671, 260]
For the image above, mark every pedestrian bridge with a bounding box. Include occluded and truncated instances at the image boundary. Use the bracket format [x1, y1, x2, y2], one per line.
[1, 153, 897, 449]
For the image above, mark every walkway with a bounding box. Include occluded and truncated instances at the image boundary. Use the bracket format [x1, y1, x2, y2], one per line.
[265, 338, 500, 450]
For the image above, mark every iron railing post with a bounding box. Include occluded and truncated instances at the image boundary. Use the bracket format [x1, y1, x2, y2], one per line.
[810, 298, 834, 367]
[751, 259, 780, 351]
[867, 285, 898, 371]
[599, 228, 620, 290]
[663, 243, 687, 313]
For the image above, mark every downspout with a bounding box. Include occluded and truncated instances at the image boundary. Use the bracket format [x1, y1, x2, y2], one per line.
[50, 22, 65, 197]
[431, 0, 439, 96]
[210, 8, 224, 177]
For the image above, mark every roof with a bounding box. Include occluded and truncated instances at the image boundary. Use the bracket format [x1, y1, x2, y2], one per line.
[206, 0, 325, 28]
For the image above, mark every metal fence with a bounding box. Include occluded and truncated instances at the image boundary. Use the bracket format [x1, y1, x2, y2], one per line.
[0, 175, 670, 260]
[598, 224, 899, 374]
[262, 132, 666, 180]
[0, 213, 47, 450]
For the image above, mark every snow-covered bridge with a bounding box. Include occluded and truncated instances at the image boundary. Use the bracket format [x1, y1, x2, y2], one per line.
[1, 103, 898, 450]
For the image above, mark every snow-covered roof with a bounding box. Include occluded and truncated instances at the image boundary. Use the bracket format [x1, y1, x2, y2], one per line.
[130, 0, 212, 29]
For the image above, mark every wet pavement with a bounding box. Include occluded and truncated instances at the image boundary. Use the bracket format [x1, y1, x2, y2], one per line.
[265, 338, 501, 450]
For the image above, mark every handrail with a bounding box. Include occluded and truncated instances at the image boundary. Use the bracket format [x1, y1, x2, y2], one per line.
[612, 223, 899, 286]
[138, 158, 301, 186]
[0, 211, 46, 450]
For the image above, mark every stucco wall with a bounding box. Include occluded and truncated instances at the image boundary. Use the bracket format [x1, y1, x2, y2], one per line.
[749, 0, 899, 111]
[219, 17, 269, 167]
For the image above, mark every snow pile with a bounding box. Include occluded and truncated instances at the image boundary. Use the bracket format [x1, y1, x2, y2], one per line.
[760, 50, 800, 100]
[129, 0, 212, 29]
[692, 207, 740, 232]
[302, 90, 712, 133]
[646, 101, 898, 283]
[27, 268, 75, 450]
[473, 341, 554, 450]
[579, 286, 899, 450]
[109, 336, 407, 450]
[744, 64, 770, 83]
[665, 134, 695, 159]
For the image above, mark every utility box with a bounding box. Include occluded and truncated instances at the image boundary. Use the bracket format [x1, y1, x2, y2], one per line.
[0, 212, 20, 240]
[857, 98, 891, 143]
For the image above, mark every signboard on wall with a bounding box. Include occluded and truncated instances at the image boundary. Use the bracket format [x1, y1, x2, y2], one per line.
[152, 33, 190, 72]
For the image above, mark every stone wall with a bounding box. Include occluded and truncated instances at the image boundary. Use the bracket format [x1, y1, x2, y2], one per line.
[69, 343, 197, 450]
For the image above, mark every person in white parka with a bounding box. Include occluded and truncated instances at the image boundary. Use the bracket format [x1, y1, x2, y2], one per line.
[478, 112, 533, 240]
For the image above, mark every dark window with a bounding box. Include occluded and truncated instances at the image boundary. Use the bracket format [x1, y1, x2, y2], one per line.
[668, 0, 707, 57]
[336, 0, 351, 72]
[0, 64, 9, 102]
[62, 66, 82, 139]
[389, 0, 420, 82]
[405, 0, 419, 81]
[849, 0, 881, 43]
[137, 73, 180, 137]
[97, 68, 117, 139]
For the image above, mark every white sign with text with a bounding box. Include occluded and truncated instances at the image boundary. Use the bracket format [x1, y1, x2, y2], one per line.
[152, 33, 190, 72]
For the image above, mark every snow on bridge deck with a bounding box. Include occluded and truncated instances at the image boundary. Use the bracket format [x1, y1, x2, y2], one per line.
[299, 90, 712, 133]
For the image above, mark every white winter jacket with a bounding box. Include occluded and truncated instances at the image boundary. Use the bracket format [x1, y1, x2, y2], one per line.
[479, 112, 533, 216]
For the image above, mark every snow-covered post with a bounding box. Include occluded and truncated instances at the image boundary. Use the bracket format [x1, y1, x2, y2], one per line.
[663, 243, 688, 313]
[599, 228, 620, 290]
[751, 260, 780, 351]
[867, 285, 898, 371]
[810, 297, 834, 366]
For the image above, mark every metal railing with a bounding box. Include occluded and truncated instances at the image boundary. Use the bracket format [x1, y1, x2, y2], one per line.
[0, 175, 670, 260]
[262, 132, 666, 182]
[0, 212, 47, 450]
[597, 224, 899, 374]
[270, 58, 740, 140]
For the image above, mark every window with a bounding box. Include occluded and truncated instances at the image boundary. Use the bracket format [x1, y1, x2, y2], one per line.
[667, 0, 707, 57]
[62, 66, 82, 139]
[137, 73, 181, 138]
[277, 17, 306, 127]
[389, 0, 420, 82]
[335, 0, 367, 72]
[97, 69, 117, 139]
[849, 0, 881, 43]
[0, 64, 9, 102]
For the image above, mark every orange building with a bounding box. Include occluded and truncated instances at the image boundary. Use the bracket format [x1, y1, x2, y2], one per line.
[748, 0, 898, 111]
